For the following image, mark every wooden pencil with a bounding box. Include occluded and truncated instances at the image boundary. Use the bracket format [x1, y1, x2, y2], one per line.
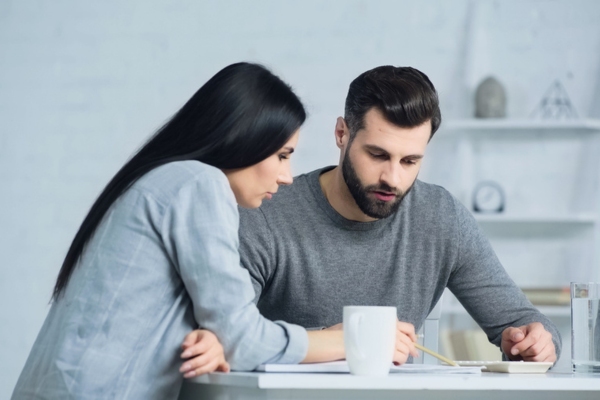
[414, 342, 459, 367]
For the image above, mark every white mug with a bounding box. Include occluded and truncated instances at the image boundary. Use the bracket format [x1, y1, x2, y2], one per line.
[343, 306, 397, 376]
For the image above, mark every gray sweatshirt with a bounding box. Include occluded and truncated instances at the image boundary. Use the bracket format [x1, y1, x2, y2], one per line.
[239, 166, 562, 359]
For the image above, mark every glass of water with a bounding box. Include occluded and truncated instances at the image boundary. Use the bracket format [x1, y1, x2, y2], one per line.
[571, 282, 600, 373]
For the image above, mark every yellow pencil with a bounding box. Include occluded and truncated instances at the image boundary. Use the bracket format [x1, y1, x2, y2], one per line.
[414, 342, 459, 367]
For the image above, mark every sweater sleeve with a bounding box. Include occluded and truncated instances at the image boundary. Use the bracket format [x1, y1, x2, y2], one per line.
[159, 169, 308, 370]
[447, 197, 562, 361]
[238, 206, 276, 303]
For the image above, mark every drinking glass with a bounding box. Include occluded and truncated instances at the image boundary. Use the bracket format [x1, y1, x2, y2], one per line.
[571, 282, 600, 373]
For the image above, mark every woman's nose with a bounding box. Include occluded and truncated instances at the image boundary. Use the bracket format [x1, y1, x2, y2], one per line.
[277, 166, 293, 186]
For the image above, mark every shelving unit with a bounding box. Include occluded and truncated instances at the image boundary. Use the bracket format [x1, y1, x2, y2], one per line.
[444, 303, 571, 318]
[474, 214, 597, 225]
[444, 119, 600, 132]
[421, 118, 600, 287]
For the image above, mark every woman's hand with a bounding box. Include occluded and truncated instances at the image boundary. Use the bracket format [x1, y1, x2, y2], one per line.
[393, 321, 418, 365]
[179, 329, 230, 378]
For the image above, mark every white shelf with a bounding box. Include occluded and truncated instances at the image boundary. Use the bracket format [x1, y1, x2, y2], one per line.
[536, 305, 571, 317]
[445, 304, 570, 317]
[443, 119, 600, 132]
[473, 214, 597, 225]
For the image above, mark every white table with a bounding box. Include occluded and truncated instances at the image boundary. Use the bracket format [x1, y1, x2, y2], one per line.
[179, 369, 600, 400]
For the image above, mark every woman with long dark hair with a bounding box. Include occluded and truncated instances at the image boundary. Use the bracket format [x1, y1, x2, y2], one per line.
[12, 63, 344, 399]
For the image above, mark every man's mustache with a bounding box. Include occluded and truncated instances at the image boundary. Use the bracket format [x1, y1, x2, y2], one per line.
[366, 184, 401, 196]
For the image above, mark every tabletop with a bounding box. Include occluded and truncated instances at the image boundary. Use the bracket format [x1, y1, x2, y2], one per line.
[179, 369, 600, 400]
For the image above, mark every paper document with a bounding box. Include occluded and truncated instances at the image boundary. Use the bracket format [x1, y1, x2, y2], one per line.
[256, 361, 482, 374]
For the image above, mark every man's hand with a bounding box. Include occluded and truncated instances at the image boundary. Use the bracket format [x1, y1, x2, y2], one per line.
[501, 322, 556, 363]
[179, 329, 230, 378]
[393, 321, 418, 365]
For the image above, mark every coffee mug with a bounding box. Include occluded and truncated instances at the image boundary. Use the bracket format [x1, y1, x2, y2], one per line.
[343, 306, 397, 376]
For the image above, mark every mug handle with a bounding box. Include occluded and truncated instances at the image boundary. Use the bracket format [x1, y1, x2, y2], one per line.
[348, 312, 366, 360]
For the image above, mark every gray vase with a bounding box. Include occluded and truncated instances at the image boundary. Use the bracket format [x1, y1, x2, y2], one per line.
[475, 76, 507, 118]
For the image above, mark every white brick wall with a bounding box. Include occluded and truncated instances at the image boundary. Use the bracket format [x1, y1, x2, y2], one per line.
[1, 0, 599, 396]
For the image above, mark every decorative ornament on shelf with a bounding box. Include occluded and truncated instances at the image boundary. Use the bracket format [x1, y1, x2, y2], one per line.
[474, 76, 507, 119]
[531, 80, 578, 120]
[472, 181, 505, 213]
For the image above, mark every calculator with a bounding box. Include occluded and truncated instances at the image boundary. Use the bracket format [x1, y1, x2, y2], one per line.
[456, 361, 553, 373]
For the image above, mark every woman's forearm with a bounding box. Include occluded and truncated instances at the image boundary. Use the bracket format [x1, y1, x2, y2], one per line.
[301, 330, 345, 363]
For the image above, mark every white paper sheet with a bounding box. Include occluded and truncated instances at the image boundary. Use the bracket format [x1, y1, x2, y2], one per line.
[256, 361, 482, 374]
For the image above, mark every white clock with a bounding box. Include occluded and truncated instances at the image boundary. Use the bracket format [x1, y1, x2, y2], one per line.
[472, 181, 505, 213]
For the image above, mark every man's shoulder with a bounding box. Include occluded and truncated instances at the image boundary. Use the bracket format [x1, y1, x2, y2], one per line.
[412, 179, 456, 203]
[272, 169, 315, 202]
[408, 180, 465, 219]
[239, 168, 322, 220]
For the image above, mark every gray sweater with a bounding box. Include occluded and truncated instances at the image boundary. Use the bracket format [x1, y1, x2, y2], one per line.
[239, 167, 562, 358]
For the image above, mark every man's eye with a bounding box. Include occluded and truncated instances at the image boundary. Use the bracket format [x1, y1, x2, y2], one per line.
[402, 159, 417, 165]
[370, 153, 387, 160]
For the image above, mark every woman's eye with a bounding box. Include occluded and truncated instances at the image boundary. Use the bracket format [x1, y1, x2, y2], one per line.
[279, 154, 289, 160]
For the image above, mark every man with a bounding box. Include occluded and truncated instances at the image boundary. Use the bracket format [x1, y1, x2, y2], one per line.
[239, 66, 560, 363]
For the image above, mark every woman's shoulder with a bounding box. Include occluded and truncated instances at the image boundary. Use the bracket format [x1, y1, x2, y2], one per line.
[142, 160, 225, 183]
[133, 161, 232, 204]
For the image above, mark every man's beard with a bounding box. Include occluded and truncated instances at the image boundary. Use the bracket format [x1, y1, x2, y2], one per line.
[341, 150, 413, 219]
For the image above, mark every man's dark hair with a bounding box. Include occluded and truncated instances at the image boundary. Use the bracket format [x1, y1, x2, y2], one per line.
[344, 66, 441, 141]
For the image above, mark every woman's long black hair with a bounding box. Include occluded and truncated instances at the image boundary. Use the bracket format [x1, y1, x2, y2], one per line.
[52, 62, 306, 300]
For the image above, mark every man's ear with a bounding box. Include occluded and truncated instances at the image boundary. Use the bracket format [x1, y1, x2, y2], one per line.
[335, 117, 350, 149]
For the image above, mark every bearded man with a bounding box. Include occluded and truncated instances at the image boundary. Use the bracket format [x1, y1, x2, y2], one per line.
[238, 66, 561, 364]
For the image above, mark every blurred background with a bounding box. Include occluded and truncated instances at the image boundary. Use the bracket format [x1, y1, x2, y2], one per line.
[2, 0, 600, 395]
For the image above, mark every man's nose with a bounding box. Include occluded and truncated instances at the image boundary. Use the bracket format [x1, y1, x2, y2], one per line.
[379, 162, 401, 190]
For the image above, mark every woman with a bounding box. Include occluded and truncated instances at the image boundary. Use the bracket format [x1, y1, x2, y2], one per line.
[12, 63, 345, 400]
